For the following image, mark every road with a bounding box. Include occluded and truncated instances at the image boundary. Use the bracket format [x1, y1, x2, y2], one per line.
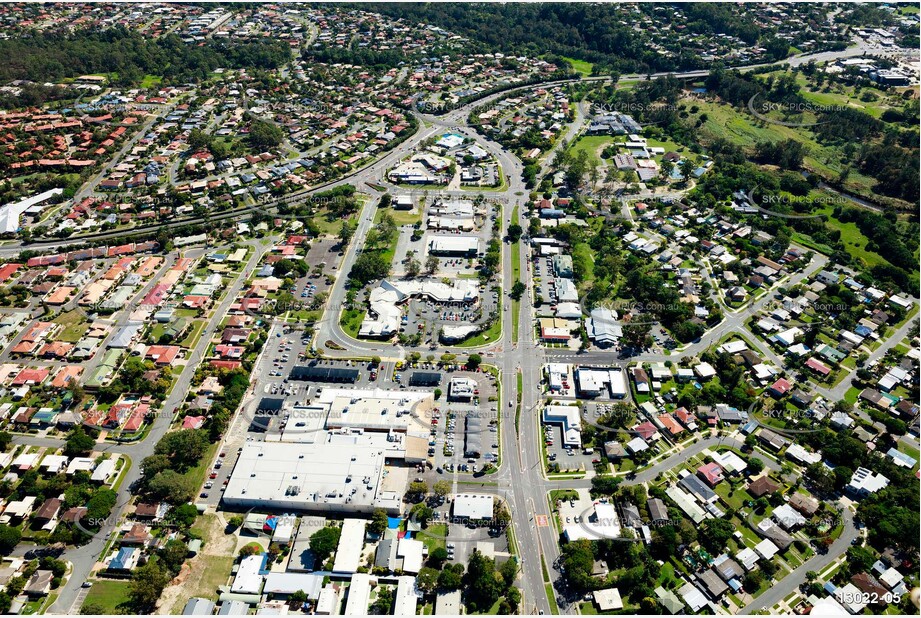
[2, 40, 908, 615]
[740, 507, 860, 614]
[37, 239, 269, 615]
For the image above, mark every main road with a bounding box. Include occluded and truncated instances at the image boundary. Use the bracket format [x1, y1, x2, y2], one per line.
[2, 40, 895, 615]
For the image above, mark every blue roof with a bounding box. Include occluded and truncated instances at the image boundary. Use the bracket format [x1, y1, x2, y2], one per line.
[111, 546, 135, 570]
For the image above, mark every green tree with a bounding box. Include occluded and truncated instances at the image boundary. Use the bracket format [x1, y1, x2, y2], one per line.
[437, 563, 464, 590]
[169, 503, 199, 529]
[64, 427, 95, 456]
[368, 509, 388, 536]
[128, 560, 171, 612]
[0, 524, 21, 554]
[309, 526, 341, 564]
[510, 281, 526, 300]
[466, 354, 482, 370]
[417, 566, 439, 593]
[699, 518, 735, 553]
[428, 546, 448, 566]
[432, 480, 451, 497]
[248, 119, 284, 149]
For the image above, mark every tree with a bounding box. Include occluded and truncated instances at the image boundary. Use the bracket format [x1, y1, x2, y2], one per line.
[338, 220, 355, 246]
[498, 557, 518, 587]
[425, 253, 439, 275]
[128, 560, 171, 612]
[368, 509, 388, 536]
[369, 586, 394, 614]
[464, 550, 503, 611]
[699, 518, 735, 553]
[64, 427, 95, 456]
[289, 590, 308, 607]
[428, 546, 448, 566]
[417, 566, 439, 593]
[309, 526, 341, 564]
[591, 475, 622, 496]
[748, 457, 765, 474]
[159, 539, 189, 575]
[433, 480, 451, 497]
[438, 563, 464, 590]
[410, 502, 433, 526]
[79, 602, 105, 615]
[408, 481, 428, 499]
[466, 353, 482, 370]
[248, 119, 284, 149]
[406, 257, 421, 278]
[0, 524, 21, 554]
[507, 223, 523, 243]
[510, 281, 526, 300]
[169, 503, 199, 529]
[0, 431, 11, 451]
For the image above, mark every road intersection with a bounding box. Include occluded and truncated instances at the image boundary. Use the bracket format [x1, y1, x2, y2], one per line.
[4, 43, 910, 615]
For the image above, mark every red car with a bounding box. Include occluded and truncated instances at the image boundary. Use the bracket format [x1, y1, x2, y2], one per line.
[209, 472, 218, 479]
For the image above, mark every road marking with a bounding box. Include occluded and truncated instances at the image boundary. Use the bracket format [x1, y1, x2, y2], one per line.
[535, 514, 549, 527]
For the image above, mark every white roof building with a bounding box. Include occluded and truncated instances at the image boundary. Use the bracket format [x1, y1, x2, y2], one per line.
[394, 576, 420, 615]
[453, 494, 494, 520]
[772, 504, 807, 530]
[542, 405, 582, 447]
[847, 467, 889, 497]
[397, 538, 424, 574]
[593, 588, 624, 611]
[332, 519, 367, 573]
[713, 451, 747, 474]
[343, 573, 373, 615]
[231, 554, 265, 594]
[753, 538, 779, 560]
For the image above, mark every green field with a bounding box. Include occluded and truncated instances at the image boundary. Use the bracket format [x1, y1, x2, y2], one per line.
[567, 135, 617, 166]
[340, 309, 365, 338]
[140, 74, 163, 88]
[816, 205, 887, 269]
[687, 97, 882, 199]
[53, 310, 88, 343]
[560, 56, 594, 77]
[81, 580, 131, 614]
[379, 206, 421, 226]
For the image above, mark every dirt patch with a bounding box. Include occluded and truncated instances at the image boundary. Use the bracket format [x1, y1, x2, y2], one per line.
[157, 512, 237, 615]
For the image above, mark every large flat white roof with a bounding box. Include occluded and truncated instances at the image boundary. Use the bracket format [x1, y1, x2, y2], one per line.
[394, 576, 420, 616]
[332, 519, 367, 573]
[223, 441, 401, 514]
[343, 572, 373, 615]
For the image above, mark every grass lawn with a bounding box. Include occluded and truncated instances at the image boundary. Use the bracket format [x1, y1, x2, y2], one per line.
[546, 584, 559, 614]
[339, 309, 365, 339]
[377, 206, 421, 227]
[816, 205, 887, 269]
[178, 442, 218, 494]
[455, 296, 502, 348]
[843, 386, 861, 406]
[687, 97, 882, 199]
[140, 74, 162, 88]
[657, 561, 680, 588]
[82, 579, 131, 613]
[53, 310, 88, 343]
[567, 135, 616, 166]
[419, 523, 447, 552]
[560, 56, 593, 77]
[179, 319, 206, 348]
[715, 483, 754, 511]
